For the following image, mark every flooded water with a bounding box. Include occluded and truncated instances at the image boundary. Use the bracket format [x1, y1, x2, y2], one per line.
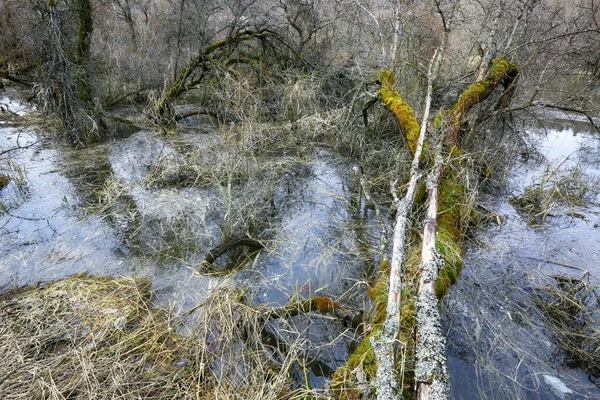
[5, 93, 598, 396]
[444, 115, 600, 399]
[0, 95, 378, 387]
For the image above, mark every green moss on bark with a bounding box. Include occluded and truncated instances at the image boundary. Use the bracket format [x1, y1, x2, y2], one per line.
[446, 58, 518, 147]
[376, 70, 421, 155]
[333, 59, 518, 397]
[330, 256, 419, 399]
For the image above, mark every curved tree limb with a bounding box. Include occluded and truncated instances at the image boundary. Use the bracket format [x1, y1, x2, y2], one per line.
[0, 71, 34, 87]
[445, 58, 519, 148]
[200, 237, 264, 272]
[152, 29, 275, 121]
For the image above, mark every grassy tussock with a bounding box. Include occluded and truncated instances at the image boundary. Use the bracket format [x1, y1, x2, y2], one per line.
[0, 157, 26, 211]
[511, 164, 598, 224]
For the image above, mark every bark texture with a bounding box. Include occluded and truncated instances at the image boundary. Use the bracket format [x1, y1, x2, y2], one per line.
[76, 0, 93, 102]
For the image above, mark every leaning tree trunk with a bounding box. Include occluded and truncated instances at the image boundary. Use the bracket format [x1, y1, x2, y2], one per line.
[151, 29, 272, 123]
[330, 57, 518, 399]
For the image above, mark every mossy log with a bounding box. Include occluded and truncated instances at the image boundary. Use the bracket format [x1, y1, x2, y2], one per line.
[331, 58, 518, 399]
[445, 58, 518, 148]
[264, 297, 363, 328]
[376, 70, 422, 155]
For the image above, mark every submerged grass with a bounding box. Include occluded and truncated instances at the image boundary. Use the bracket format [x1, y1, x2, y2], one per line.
[0, 274, 338, 399]
[536, 274, 600, 380]
[510, 164, 598, 224]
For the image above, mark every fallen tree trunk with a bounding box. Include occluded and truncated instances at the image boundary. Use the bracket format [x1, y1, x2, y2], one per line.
[414, 139, 449, 399]
[330, 56, 519, 399]
[370, 47, 443, 400]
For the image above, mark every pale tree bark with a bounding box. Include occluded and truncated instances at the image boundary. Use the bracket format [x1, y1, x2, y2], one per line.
[390, 0, 402, 68]
[371, 43, 445, 400]
[476, 8, 500, 81]
[414, 137, 449, 399]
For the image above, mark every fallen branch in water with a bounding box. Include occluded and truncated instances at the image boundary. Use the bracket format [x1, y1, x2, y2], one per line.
[200, 237, 264, 272]
[356, 165, 388, 260]
[525, 256, 587, 272]
[371, 43, 445, 400]
[0, 140, 41, 156]
[263, 297, 363, 328]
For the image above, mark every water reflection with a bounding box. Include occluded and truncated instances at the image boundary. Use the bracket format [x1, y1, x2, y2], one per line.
[444, 115, 600, 399]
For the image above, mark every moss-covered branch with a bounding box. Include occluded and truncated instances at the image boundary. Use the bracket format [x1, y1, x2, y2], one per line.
[331, 58, 519, 399]
[264, 297, 363, 327]
[153, 29, 273, 121]
[445, 58, 518, 148]
[376, 70, 421, 155]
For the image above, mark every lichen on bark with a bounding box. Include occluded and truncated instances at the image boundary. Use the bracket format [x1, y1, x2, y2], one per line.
[331, 58, 519, 399]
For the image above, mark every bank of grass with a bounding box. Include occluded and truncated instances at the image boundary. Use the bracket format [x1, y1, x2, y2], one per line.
[0, 274, 319, 399]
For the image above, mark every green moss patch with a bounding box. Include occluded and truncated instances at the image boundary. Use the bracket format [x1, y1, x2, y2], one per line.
[376, 69, 421, 155]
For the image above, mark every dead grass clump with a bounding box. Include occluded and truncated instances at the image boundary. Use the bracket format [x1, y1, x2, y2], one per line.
[294, 108, 350, 145]
[0, 157, 26, 190]
[0, 274, 191, 399]
[510, 165, 597, 224]
[185, 285, 299, 399]
[535, 274, 600, 379]
[0, 157, 26, 211]
[283, 77, 319, 122]
[0, 274, 322, 399]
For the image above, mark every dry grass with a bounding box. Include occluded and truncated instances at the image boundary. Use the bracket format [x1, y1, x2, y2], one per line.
[536, 274, 600, 379]
[0, 274, 188, 399]
[0, 157, 26, 211]
[510, 164, 598, 224]
[0, 157, 25, 190]
[22, 70, 425, 398]
[0, 274, 334, 399]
